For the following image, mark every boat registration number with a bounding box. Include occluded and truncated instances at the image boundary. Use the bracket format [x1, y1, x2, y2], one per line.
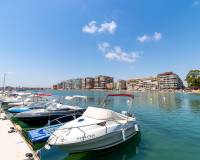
[77, 134, 95, 141]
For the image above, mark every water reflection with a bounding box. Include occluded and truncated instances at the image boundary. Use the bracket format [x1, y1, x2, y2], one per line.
[133, 92, 183, 112]
[187, 94, 200, 115]
[64, 133, 141, 160]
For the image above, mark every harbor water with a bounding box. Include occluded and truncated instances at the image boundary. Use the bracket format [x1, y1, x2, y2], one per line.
[40, 90, 200, 160]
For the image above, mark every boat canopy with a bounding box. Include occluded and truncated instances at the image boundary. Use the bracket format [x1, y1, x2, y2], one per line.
[83, 107, 128, 121]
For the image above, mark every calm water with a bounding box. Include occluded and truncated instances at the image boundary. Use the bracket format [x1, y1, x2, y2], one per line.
[40, 90, 200, 160]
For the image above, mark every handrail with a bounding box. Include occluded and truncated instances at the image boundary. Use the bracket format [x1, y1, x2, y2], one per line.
[47, 117, 133, 144]
[51, 117, 130, 132]
[44, 110, 84, 127]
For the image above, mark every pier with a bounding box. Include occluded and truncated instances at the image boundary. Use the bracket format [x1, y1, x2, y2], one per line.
[0, 112, 40, 160]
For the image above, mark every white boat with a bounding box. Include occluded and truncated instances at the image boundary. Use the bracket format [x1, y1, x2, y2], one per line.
[5, 93, 51, 107]
[7, 97, 33, 106]
[47, 94, 139, 153]
[2, 96, 23, 103]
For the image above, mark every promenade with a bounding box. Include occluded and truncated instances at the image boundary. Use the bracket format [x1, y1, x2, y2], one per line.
[0, 112, 39, 160]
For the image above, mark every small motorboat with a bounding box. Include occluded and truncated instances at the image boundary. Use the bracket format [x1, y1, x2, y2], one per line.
[27, 113, 74, 144]
[8, 102, 50, 113]
[2, 96, 23, 104]
[26, 95, 88, 142]
[46, 94, 139, 153]
[14, 103, 85, 126]
[7, 97, 33, 107]
[7, 93, 52, 107]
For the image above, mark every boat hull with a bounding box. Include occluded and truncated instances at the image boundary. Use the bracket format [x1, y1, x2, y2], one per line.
[8, 108, 30, 113]
[55, 127, 138, 153]
[15, 110, 84, 126]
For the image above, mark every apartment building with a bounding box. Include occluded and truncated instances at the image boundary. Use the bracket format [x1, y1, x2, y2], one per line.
[73, 78, 82, 89]
[82, 77, 95, 89]
[65, 79, 73, 89]
[94, 75, 114, 89]
[127, 77, 158, 91]
[157, 72, 184, 90]
[116, 80, 127, 90]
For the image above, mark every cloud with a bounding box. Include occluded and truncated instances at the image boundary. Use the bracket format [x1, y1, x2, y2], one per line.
[82, 21, 98, 34]
[98, 42, 140, 63]
[137, 35, 151, 43]
[98, 42, 110, 52]
[153, 32, 162, 41]
[137, 32, 162, 43]
[192, 1, 199, 6]
[98, 21, 117, 34]
[82, 21, 117, 34]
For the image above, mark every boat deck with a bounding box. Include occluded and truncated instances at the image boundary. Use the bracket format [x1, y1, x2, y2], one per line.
[0, 112, 40, 160]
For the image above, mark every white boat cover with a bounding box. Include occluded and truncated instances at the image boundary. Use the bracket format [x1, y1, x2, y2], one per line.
[83, 107, 129, 121]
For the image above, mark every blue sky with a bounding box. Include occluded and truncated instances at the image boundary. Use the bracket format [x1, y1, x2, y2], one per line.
[0, 0, 200, 87]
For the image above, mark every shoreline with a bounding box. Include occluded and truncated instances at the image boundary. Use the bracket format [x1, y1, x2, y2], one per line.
[51, 89, 200, 94]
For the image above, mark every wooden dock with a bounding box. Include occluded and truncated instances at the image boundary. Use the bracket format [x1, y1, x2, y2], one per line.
[0, 112, 40, 160]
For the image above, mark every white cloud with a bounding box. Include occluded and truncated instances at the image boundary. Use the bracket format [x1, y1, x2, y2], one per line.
[98, 42, 110, 52]
[137, 32, 162, 43]
[82, 21, 98, 34]
[137, 35, 151, 43]
[82, 21, 117, 34]
[98, 42, 140, 63]
[153, 32, 162, 41]
[98, 21, 117, 34]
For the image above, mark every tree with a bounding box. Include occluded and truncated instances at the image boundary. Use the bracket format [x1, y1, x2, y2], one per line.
[186, 70, 200, 87]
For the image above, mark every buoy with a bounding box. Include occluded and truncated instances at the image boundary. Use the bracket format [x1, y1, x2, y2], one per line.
[122, 129, 126, 141]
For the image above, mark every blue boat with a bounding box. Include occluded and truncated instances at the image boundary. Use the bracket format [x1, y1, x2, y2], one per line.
[8, 106, 31, 113]
[27, 124, 62, 143]
[8, 102, 48, 113]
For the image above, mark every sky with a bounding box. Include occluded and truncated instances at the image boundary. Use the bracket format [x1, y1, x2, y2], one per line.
[0, 0, 200, 87]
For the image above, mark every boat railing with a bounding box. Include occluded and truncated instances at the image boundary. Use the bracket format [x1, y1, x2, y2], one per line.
[48, 117, 128, 144]
[44, 110, 84, 127]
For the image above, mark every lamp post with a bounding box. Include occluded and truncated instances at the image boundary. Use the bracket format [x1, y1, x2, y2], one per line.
[2, 73, 6, 95]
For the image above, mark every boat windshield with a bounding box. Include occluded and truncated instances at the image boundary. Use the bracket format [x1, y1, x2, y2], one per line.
[28, 102, 47, 108]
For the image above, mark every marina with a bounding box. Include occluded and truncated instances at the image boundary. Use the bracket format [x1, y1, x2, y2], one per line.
[1, 1, 200, 159]
[0, 90, 200, 160]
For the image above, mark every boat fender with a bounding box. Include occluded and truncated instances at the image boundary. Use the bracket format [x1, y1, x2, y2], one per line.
[134, 124, 139, 132]
[44, 144, 51, 150]
[122, 129, 126, 141]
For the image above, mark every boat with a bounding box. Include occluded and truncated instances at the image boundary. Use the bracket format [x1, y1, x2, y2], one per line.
[7, 97, 33, 107]
[46, 94, 139, 153]
[26, 95, 88, 142]
[27, 114, 71, 143]
[14, 103, 85, 126]
[8, 102, 50, 113]
[2, 96, 23, 104]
